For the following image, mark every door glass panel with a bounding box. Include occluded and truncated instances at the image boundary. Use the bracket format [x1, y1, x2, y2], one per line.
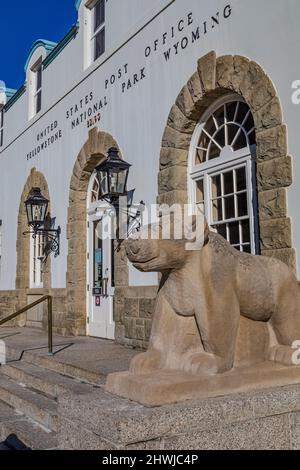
[93, 221, 103, 290]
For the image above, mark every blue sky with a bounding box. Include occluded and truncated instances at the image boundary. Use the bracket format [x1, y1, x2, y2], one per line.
[0, 0, 78, 90]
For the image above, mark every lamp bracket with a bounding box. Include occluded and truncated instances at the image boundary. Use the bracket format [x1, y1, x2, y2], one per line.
[23, 227, 61, 262]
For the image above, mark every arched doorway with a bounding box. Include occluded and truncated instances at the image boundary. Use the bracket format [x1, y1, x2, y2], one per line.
[86, 172, 115, 339]
[66, 128, 126, 336]
[15, 168, 51, 327]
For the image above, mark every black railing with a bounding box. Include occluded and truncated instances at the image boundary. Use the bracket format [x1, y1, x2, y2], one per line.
[0, 295, 53, 355]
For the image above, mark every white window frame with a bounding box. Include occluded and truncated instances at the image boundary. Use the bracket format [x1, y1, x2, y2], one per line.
[33, 61, 42, 116]
[86, 0, 106, 63]
[0, 109, 4, 147]
[188, 94, 258, 254]
[29, 233, 44, 289]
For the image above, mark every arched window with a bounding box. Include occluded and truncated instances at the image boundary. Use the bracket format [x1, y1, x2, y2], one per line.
[189, 94, 259, 254]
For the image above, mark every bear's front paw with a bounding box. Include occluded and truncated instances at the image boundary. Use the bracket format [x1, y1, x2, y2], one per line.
[269, 345, 299, 366]
[129, 350, 162, 374]
[183, 352, 226, 376]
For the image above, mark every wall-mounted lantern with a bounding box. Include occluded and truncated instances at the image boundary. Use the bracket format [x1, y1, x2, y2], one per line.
[95, 147, 131, 206]
[24, 187, 61, 259]
[95, 148, 144, 244]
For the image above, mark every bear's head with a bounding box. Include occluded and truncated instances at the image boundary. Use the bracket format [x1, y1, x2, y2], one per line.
[125, 213, 208, 273]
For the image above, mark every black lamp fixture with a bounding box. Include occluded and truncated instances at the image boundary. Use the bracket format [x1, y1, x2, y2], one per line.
[96, 148, 144, 243]
[24, 187, 61, 260]
[95, 147, 131, 206]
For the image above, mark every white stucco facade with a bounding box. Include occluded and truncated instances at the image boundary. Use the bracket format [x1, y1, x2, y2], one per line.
[0, 0, 300, 295]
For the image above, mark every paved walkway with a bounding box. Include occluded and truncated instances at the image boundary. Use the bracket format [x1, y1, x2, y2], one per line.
[0, 327, 138, 377]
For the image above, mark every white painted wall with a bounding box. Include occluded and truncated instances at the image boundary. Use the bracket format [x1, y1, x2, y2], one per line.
[1, 0, 300, 290]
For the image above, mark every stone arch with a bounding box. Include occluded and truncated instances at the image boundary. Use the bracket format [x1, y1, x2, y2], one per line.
[15, 168, 52, 312]
[159, 51, 295, 270]
[66, 127, 125, 336]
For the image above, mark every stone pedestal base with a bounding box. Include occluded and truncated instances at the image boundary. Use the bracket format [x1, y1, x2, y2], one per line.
[106, 362, 300, 406]
[57, 380, 300, 450]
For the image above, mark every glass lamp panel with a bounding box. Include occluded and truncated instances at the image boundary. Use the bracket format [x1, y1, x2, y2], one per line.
[116, 170, 127, 194]
[26, 204, 33, 224]
[99, 171, 109, 196]
[109, 170, 118, 194]
[32, 204, 43, 224]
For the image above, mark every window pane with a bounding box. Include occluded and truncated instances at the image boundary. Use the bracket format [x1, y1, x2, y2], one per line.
[241, 219, 250, 243]
[236, 102, 249, 124]
[195, 148, 206, 164]
[196, 179, 204, 203]
[211, 175, 221, 198]
[236, 167, 246, 191]
[223, 171, 234, 195]
[94, 221, 103, 289]
[36, 65, 42, 91]
[214, 127, 225, 148]
[225, 195, 235, 219]
[233, 131, 247, 151]
[228, 123, 239, 147]
[204, 116, 216, 136]
[36, 91, 42, 114]
[229, 222, 240, 245]
[208, 142, 221, 160]
[237, 193, 248, 217]
[94, 0, 105, 32]
[244, 112, 255, 133]
[213, 105, 225, 127]
[94, 28, 105, 60]
[226, 102, 237, 122]
[212, 199, 223, 222]
[215, 224, 226, 239]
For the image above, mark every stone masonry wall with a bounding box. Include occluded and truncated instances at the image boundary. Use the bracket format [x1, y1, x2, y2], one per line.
[114, 285, 157, 349]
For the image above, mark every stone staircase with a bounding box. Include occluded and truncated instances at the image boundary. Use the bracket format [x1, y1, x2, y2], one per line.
[0, 348, 103, 450]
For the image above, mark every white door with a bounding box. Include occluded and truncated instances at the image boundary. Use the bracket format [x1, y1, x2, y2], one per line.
[87, 209, 115, 339]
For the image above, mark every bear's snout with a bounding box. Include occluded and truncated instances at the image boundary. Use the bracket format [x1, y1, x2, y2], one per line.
[124, 238, 159, 265]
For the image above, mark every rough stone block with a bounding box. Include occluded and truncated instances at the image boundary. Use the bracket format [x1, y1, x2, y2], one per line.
[253, 97, 282, 131]
[216, 55, 234, 89]
[139, 299, 155, 319]
[257, 156, 292, 191]
[124, 298, 139, 318]
[167, 105, 196, 134]
[260, 218, 292, 250]
[197, 51, 216, 93]
[175, 86, 198, 121]
[160, 147, 188, 169]
[256, 125, 287, 161]
[258, 188, 287, 220]
[162, 126, 192, 150]
[158, 166, 187, 193]
[157, 190, 188, 206]
[187, 71, 203, 105]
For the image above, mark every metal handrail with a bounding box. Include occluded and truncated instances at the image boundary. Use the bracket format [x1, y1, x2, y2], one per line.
[0, 295, 53, 355]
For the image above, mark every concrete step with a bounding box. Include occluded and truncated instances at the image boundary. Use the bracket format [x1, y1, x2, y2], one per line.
[6, 346, 104, 385]
[0, 400, 57, 450]
[0, 375, 57, 431]
[1, 361, 100, 398]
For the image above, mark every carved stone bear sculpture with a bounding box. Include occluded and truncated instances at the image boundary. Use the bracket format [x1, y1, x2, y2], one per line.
[124, 216, 300, 376]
